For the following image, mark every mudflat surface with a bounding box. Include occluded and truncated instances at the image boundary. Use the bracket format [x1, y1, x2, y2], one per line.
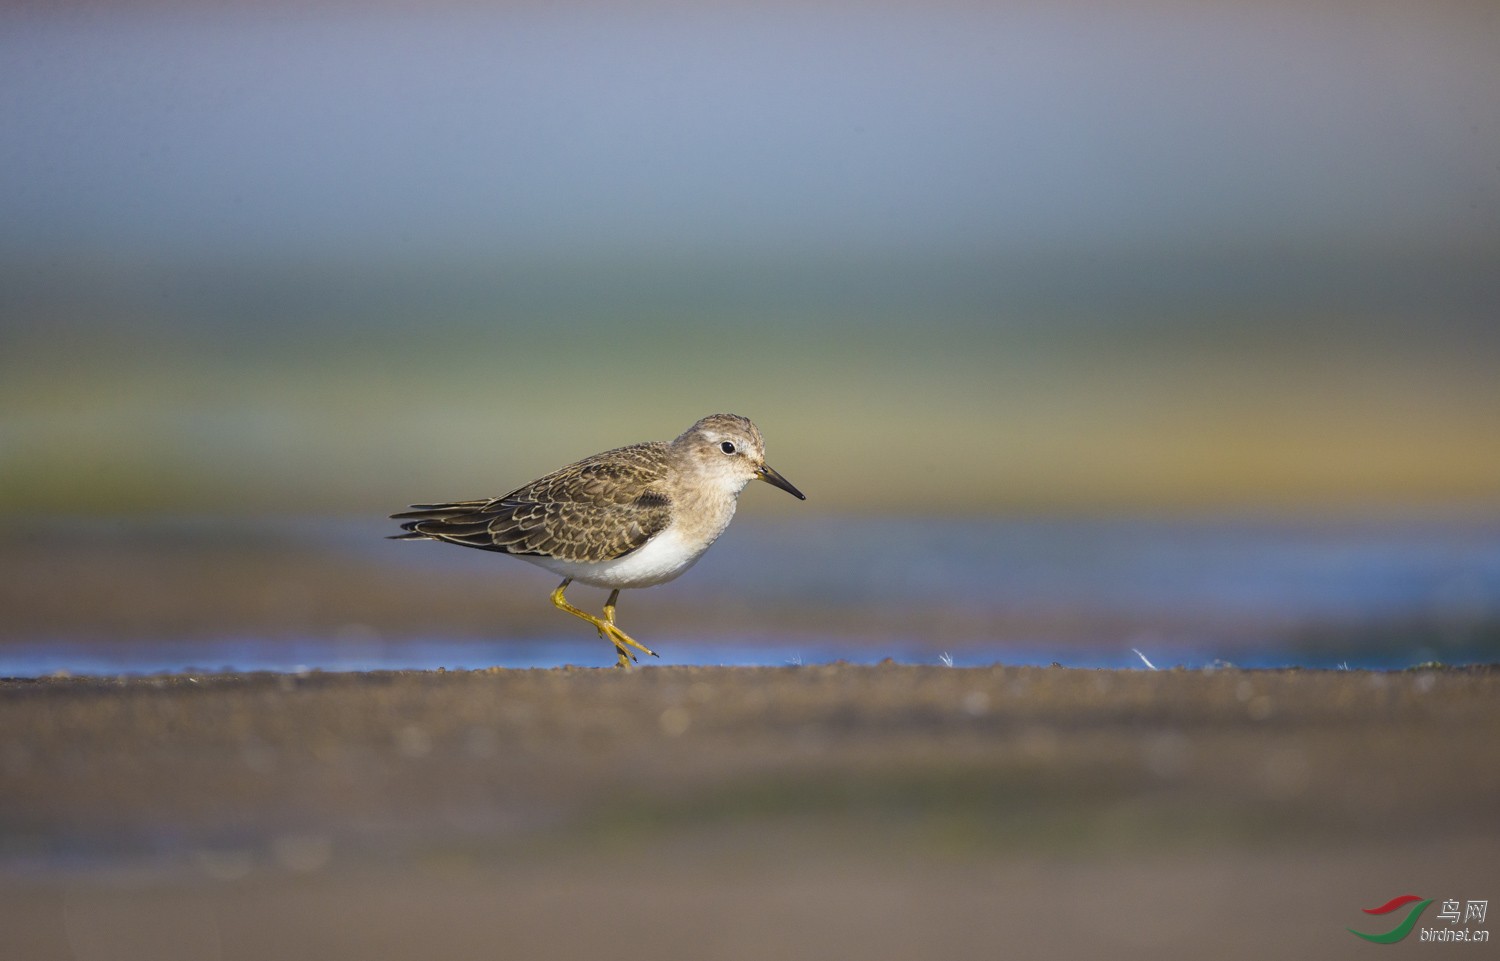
[2, 664, 1497, 960]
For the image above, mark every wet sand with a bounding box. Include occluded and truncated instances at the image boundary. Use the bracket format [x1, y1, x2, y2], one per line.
[2, 663, 1497, 959]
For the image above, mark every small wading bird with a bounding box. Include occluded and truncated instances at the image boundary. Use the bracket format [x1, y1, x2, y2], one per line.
[391, 413, 805, 667]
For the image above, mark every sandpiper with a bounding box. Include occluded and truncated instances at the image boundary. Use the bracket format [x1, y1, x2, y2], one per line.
[391, 413, 805, 667]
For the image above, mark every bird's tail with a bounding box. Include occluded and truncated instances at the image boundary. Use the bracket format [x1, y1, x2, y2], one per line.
[388, 500, 502, 547]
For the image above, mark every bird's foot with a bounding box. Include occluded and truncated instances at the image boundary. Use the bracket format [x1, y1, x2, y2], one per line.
[603, 623, 657, 663]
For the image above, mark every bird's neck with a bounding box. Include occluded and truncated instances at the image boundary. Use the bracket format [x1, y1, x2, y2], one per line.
[671, 470, 743, 546]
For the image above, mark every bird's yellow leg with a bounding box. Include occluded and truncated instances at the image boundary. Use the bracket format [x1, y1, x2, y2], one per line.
[598, 588, 657, 663]
[601, 590, 634, 666]
[550, 579, 657, 667]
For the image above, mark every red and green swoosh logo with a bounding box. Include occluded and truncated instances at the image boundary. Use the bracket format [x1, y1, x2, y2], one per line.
[1349, 894, 1433, 943]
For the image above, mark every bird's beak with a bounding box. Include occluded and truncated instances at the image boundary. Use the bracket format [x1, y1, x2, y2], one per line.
[756, 462, 806, 500]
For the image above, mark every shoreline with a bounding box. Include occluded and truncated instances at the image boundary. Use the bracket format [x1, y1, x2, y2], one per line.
[5, 664, 1496, 959]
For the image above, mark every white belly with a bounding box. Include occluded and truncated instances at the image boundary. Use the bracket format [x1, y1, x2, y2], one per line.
[517, 526, 713, 590]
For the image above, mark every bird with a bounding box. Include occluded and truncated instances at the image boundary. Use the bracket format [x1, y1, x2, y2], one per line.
[390, 413, 805, 667]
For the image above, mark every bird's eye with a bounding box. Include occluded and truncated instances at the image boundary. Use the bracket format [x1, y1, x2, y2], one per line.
[720, 441, 737, 455]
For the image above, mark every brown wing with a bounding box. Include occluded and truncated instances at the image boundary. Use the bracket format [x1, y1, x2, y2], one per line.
[390, 442, 674, 563]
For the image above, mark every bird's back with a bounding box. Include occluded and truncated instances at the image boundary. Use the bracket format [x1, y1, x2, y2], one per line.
[390, 442, 676, 563]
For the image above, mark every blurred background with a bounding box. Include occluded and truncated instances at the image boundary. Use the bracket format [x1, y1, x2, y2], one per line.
[2, 0, 1498, 670]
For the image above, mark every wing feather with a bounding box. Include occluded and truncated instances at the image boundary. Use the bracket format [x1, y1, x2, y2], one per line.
[389, 443, 675, 563]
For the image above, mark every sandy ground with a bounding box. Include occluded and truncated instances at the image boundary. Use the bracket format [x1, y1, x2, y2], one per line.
[2, 663, 1497, 960]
